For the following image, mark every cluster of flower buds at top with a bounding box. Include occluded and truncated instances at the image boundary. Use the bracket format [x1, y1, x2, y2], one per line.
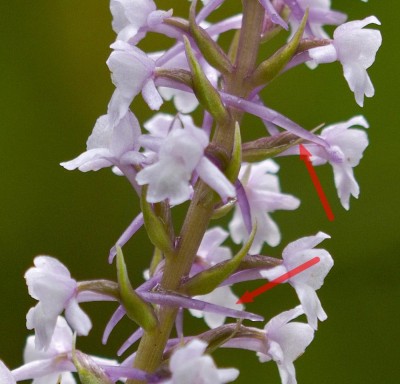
[1, 1, 381, 383]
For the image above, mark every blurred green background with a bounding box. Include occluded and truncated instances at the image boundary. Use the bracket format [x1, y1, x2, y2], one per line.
[0, 0, 398, 383]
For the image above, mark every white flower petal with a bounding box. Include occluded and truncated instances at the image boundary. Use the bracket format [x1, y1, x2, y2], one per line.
[308, 44, 337, 64]
[25, 257, 90, 350]
[196, 157, 236, 201]
[169, 340, 238, 383]
[136, 160, 192, 205]
[293, 283, 327, 329]
[0, 361, 16, 384]
[262, 306, 314, 384]
[282, 232, 330, 258]
[65, 299, 92, 336]
[142, 79, 163, 110]
[332, 164, 360, 210]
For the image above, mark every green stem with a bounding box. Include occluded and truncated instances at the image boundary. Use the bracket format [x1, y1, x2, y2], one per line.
[229, 0, 265, 97]
[127, 2, 265, 382]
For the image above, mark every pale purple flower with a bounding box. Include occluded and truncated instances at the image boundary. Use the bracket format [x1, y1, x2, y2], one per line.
[10, 317, 131, 383]
[111, 0, 157, 43]
[197, 227, 232, 265]
[229, 160, 300, 253]
[163, 339, 239, 384]
[289, 0, 347, 39]
[258, 306, 314, 384]
[25, 256, 92, 351]
[22, 317, 76, 384]
[61, 111, 143, 174]
[107, 41, 163, 124]
[261, 232, 333, 329]
[307, 116, 369, 209]
[308, 16, 382, 106]
[136, 117, 235, 205]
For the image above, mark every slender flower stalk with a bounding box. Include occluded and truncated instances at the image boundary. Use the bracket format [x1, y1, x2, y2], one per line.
[2, 1, 382, 383]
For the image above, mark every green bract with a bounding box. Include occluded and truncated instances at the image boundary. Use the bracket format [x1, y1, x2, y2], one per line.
[116, 247, 158, 332]
[251, 9, 309, 87]
[184, 36, 230, 123]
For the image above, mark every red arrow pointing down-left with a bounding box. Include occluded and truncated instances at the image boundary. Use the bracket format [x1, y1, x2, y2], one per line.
[236, 256, 320, 304]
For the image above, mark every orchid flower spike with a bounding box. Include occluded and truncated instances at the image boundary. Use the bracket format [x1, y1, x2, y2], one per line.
[308, 16, 382, 106]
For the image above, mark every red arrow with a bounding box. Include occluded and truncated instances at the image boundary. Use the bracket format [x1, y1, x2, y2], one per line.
[236, 256, 320, 304]
[299, 144, 334, 221]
